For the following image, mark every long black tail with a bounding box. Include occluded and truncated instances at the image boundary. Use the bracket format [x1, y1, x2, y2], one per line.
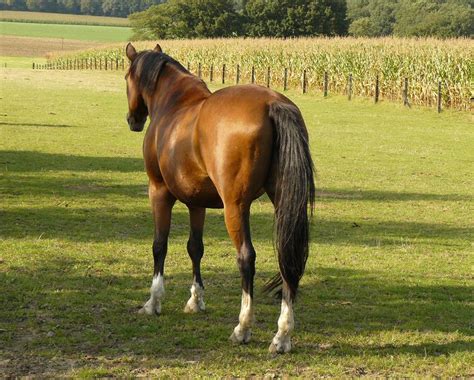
[264, 101, 315, 300]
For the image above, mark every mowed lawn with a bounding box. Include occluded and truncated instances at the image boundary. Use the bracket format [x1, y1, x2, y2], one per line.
[0, 67, 472, 377]
[0, 21, 132, 42]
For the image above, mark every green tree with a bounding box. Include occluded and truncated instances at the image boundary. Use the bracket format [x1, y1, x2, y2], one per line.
[394, 0, 473, 37]
[244, 0, 347, 37]
[347, 0, 397, 36]
[1, 0, 27, 10]
[79, 0, 101, 14]
[130, 0, 242, 39]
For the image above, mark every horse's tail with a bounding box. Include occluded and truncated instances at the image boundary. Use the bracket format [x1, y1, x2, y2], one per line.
[264, 101, 315, 299]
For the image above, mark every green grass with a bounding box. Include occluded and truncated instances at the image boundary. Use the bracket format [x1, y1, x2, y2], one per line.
[0, 67, 473, 377]
[0, 21, 132, 42]
[0, 56, 46, 69]
[0, 10, 130, 27]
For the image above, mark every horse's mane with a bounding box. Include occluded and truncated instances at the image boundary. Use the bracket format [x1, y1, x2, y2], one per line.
[129, 50, 188, 94]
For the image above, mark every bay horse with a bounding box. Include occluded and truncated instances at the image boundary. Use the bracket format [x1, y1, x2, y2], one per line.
[124, 43, 315, 353]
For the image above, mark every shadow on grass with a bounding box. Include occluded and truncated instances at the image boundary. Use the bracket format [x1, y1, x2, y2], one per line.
[1, 259, 472, 376]
[1, 205, 472, 249]
[317, 189, 473, 202]
[0, 122, 78, 128]
[1, 153, 472, 246]
[0, 150, 143, 172]
[1, 150, 472, 200]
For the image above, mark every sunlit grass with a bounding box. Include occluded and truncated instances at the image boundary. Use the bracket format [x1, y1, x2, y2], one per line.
[0, 21, 132, 42]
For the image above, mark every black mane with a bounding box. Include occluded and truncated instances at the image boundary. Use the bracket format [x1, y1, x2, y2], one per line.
[129, 50, 188, 94]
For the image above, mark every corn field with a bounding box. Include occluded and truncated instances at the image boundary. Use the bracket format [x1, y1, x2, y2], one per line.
[49, 37, 473, 110]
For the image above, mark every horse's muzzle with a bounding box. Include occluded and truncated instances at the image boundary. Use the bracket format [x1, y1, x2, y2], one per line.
[127, 113, 146, 132]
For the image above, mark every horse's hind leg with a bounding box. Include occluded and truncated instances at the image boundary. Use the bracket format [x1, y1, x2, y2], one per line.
[184, 206, 206, 313]
[269, 282, 294, 353]
[139, 182, 176, 315]
[266, 187, 294, 353]
[225, 203, 256, 344]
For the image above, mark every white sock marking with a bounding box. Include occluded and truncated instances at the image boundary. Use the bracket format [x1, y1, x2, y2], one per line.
[140, 273, 164, 315]
[230, 290, 254, 343]
[184, 280, 205, 313]
[270, 297, 294, 353]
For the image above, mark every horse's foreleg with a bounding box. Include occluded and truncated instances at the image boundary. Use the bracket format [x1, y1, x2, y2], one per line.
[225, 204, 256, 344]
[139, 183, 176, 315]
[184, 206, 206, 313]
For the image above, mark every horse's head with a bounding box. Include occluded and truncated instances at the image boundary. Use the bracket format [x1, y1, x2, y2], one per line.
[124, 43, 163, 132]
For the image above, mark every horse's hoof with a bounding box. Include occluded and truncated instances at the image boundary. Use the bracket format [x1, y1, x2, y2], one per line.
[268, 337, 292, 354]
[230, 326, 251, 344]
[138, 300, 161, 315]
[183, 298, 205, 313]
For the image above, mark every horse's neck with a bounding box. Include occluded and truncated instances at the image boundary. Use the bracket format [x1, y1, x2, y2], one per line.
[147, 65, 210, 120]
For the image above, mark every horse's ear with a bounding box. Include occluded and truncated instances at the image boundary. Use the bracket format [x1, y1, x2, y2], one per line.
[154, 44, 163, 53]
[126, 42, 137, 62]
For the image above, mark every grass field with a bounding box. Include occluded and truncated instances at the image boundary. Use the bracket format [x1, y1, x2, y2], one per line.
[0, 67, 473, 377]
[0, 55, 46, 68]
[0, 21, 132, 42]
[0, 10, 129, 27]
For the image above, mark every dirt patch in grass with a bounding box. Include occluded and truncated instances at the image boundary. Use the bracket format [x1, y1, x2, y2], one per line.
[0, 35, 105, 57]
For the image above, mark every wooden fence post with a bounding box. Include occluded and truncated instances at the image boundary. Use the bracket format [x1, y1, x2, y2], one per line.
[32, 62, 35, 69]
[198, 62, 201, 78]
[284, 68, 288, 91]
[375, 75, 379, 103]
[348, 74, 353, 100]
[403, 78, 410, 107]
[303, 69, 307, 94]
[266, 67, 270, 88]
[187, 62, 190, 71]
[236, 64, 240, 84]
[105, 58, 108, 71]
[437, 81, 442, 113]
[121, 58, 124, 70]
[324, 71, 328, 97]
[251, 66, 255, 84]
[210, 64, 213, 82]
[222, 64, 226, 84]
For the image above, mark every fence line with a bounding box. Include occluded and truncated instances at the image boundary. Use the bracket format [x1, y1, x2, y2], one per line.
[32, 58, 458, 112]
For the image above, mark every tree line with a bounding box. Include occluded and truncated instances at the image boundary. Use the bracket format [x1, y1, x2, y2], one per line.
[130, 0, 472, 39]
[0, 0, 165, 17]
[1, 0, 472, 38]
[130, 0, 348, 39]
